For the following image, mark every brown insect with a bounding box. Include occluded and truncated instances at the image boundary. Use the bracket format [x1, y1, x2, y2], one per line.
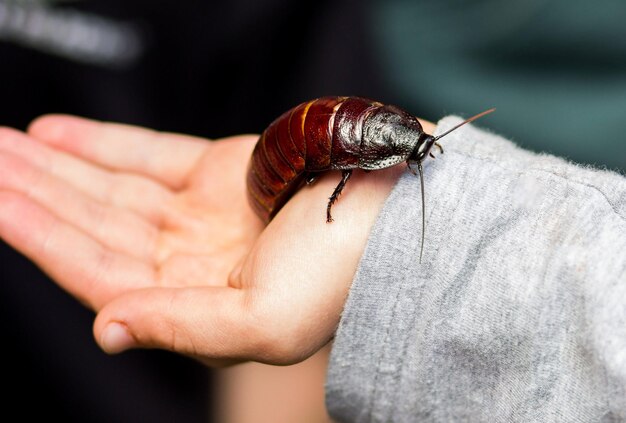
[247, 96, 494, 260]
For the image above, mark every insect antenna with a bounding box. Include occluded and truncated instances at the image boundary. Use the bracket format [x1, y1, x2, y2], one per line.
[417, 107, 495, 263]
[433, 107, 496, 141]
[417, 162, 425, 263]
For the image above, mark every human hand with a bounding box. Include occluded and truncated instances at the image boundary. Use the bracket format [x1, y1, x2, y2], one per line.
[0, 115, 434, 365]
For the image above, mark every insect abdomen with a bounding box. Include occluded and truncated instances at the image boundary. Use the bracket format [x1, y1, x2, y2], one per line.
[247, 96, 381, 222]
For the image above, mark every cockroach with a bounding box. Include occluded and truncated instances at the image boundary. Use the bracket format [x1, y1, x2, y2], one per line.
[247, 96, 494, 261]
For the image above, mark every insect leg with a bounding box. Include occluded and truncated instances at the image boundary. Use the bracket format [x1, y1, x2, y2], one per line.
[326, 170, 353, 223]
[429, 143, 445, 159]
[407, 162, 418, 176]
[305, 173, 318, 184]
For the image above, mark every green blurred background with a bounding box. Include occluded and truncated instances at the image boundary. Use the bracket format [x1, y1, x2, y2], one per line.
[370, 0, 626, 171]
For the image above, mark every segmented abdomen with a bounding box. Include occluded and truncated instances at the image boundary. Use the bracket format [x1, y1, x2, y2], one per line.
[247, 96, 382, 222]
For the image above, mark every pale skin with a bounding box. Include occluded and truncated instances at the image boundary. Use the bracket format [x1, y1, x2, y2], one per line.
[0, 115, 434, 418]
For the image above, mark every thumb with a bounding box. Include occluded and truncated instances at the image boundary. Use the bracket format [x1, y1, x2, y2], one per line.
[93, 286, 261, 362]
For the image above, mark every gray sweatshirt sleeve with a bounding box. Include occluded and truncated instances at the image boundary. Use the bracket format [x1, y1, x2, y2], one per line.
[325, 117, 626, 422]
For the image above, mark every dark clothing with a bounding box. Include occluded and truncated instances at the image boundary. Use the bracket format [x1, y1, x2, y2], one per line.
[0, 1, 384, 421]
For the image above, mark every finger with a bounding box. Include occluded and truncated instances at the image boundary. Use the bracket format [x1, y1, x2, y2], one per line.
[0, 190, 155, 309]
[28, 115, 209, 189]
[94, 286, 263, 362]
[0, 127, 174, 225]
[0, 151, 159, 260]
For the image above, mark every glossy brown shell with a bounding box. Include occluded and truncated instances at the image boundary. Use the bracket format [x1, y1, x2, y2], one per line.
[246, 96, 385, 222]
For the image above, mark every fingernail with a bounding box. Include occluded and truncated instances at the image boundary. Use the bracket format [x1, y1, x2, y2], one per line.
[100, 322, 134, 354]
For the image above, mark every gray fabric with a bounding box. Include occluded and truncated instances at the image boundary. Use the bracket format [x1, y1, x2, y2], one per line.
[326, 117, 626, 422]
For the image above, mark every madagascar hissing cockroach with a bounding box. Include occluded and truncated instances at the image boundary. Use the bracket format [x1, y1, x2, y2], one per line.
[247, 96, 494, 260]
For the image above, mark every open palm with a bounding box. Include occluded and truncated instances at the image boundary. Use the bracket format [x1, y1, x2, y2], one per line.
[0, 115, 414, 365]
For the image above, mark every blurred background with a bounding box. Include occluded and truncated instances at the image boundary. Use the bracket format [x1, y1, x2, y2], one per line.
[1, 0, 624, 421]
